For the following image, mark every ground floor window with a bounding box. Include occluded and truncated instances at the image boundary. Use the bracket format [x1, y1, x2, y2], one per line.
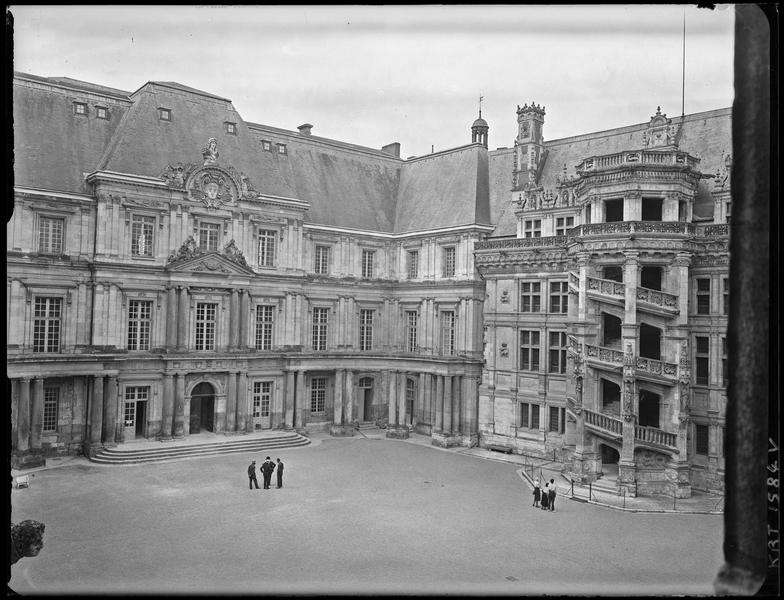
[695, 423, 710, 455]
[548, 406, 565, 434]
[124, 386, 150, 427]
[310, 377, 326, 413]
[253, 381, 272, 418]
[519, 402, 540, 430]
[43, 387, 59, 432]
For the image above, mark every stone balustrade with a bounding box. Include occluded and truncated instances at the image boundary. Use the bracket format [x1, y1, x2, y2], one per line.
[577, 150, 700, 172]
[474, 235, 567, 251]
[636, 286, 679, 310]
[634, 424, 677, 448]
[568, 221, 695, 238]
[584, 408, 623, 435]
[584, 343, 625, 365]
[635, 356, 678, 378]
[696, 223, 729, 237]
[586, 276, 625, 298]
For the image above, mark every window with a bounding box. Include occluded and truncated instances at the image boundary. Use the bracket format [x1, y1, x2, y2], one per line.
[359, 309, 374, 351]
[310, 377, 326, 413]
[555, 216, 574, 236]
[96, 106, 108, 120]
[159, 107, 171, 121]
[725, 201, 732, 223]
[225, 122, 237, 135]
[361, 249, 375, 278]
[695, 423, 710, 455]
[549, 281, 568, 313]
[312, 307, 329, 351]
[127, 300, 152, 350]
[442, 246, 456, 277]
[253, 381, 272, 418]
[519, 330, 540, 371]
[406, 311, 418, 353]
[124, 386, 149, 427]
[549, 406, 565, 433]
[73, 102, 87, 115]
[520, 402, 540, 429]
[258, 229, 276, 267]
[407, 250, 419, 279]
[605, 199, 624, 222]
[43, 388, 58, 432]
[262, 140, 272, 151]
[524, 219, 542, 237]
[195, 303, 217, 351]
[277, 143, 287, 155]
[548, 331, 567, 374]
[199, 222, 221, 251]
[255, 305, 274, 350]
[38, 216, 64, 254]
[131, 215, 155, 257]
[722, 337, 728, 387]
[722, 278, 729, 316]
[314, 245, 330, 274]
[695, 336, 710, 386]
[33, 297, 62, 353]
[440, 310, 456, 355]
[520, 281, 541, 312]
[696, 278, 711, 315]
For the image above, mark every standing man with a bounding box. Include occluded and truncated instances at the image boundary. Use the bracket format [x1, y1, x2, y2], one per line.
[248, 460, 259, 490]
[261, 456, 275, 489]
[275, 458, 284, 489]
[548, 478, 557, 511]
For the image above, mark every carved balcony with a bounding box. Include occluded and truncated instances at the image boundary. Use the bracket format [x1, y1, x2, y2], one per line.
[635, 356, 679, 382]
[576, 150, 701, 173]
[568, 221, 696, 238]
[634, 424, 678, 450]
[474, 235, 567, 251]
[585, 275, 626, 307]
[635, 286, 679, 315]
[583, 408, 623, 440]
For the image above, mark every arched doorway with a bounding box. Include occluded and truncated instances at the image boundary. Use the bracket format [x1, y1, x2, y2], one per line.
[600, 443, 620, 479]
[190, 382, 215, 433]
[358, 377, 374, 422]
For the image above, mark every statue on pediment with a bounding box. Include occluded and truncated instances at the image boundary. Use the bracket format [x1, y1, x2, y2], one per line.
[167, 236, 201, 264]
[202, 137, 219, 165]
[222, 239, 249, 268]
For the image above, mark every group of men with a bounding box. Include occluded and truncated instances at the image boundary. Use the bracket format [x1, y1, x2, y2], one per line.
[248, 457, 283, 490]
[532, 477, 558, 511]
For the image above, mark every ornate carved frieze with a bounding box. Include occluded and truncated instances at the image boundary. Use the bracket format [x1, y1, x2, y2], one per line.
[642, 106, 677, 148]
[166, 236, 250, 271]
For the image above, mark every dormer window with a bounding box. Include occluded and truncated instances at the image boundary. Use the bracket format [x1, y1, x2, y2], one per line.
[277, 143, 287, 155]
[158, 107, 171, 121]
[225, 121, 237, 135]
[73, 102, 87, 116]
[261, 140, 272, 151]
[96, 106, 109, 120]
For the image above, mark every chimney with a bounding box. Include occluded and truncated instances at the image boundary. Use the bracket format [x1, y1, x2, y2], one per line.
[297, 123, 313, 136]
[381, 142, 401, 158]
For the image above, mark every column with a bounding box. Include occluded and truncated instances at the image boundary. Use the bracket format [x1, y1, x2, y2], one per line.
[418, 373, 426, 427]
[674, 254, 691, 327]
[177, 287, 189, 351]
[388, 370, 397, 426]
[443, 375, 453, 435]
[166, 286, 177, 348]
[464, 376, 479, 439]
[226, 371, 237, 432]
[285, 370, 295, 428]
[173, 374, 185, 438]
[451, 375, 461, 435]
[16, 379, 31, 452]
[239, 290, 249, 350]
[622, 251, 640, 352]
[397, 371, 407, 426]
[435, 375, 444, 432]
[89, 376, 104, 446]
[162, 374, 174, 440]
[30, 378, 44, 450]
[333, 369, 345, 426]
[102, 375, 118, 446]
[577, 252, 590, 321]
[294, 371, 306, 429]
[345, 370, 355, 425]
[236, 372, 248, 433]
[229, 289, 239, 350]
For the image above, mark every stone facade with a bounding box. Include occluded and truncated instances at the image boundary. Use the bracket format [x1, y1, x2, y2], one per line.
[9, 72, 730, 495]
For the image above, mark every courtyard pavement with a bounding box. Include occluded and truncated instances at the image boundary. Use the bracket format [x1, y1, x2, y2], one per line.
[9, 430, 724, 595]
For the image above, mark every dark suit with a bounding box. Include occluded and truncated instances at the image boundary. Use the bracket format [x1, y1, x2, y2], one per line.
[260, 460, 275, 489]
[276, 460, 284, 488]
[248, 463, 259, 489]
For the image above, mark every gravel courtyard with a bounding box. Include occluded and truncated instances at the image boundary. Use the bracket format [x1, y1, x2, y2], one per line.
[9, 434, 724, 595]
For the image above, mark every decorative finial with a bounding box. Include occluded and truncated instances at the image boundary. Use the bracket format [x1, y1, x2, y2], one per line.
[478, 94, 484, 118]
[656, 106, 662, 115]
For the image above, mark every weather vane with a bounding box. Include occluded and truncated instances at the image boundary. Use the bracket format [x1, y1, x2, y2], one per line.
[479, 94, 484, 118]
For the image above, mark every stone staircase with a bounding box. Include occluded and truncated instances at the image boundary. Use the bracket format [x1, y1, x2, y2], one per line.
[89, 431, 310, 465]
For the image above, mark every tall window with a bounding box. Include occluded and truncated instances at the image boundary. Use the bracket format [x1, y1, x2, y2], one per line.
[131, 215, 155, 257]
[722, 337, 728, 387]
[442, 246, 456, 277]
[33, 297, 62, 353]
[696, 278, 711, 315]
[359, 309, 374, 351]
[195, 303, 217, 351]
[695, 336, 710, 386]
[407, 250, 419, 279]
[310, 377, 326, 413]
[406, 311, 418, 352]
[520, 281, 541, 312]
[38, 216, 64, 254]
[258, 230, 276, 267]
[440, 310, 455, 355]
[519, 330, 540, 371]
[314, 245, 330, 274]
[124, 386, 149, 428]
[549, 406, 565, 433]
[312, 308, 329, 351]
[520, 402, 540, 429]
[253, 381, 272, 418]
[199, 222, 221, 252]
[695, 423, 710, 455]
[43, 388, 59, 432]
[555, 216, 574, 236]
[549, 281, 568, 313]
[548, 331, 567, 374]
[524, 219, 542, 238]
[361, 249, 375, 278]
[127, 300, 153, 350]
[722, 278, 729, 316]
[255, 305, 274, 350]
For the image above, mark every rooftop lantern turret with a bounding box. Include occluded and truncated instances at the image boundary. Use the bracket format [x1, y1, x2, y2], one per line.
[471, 95, 489, 149]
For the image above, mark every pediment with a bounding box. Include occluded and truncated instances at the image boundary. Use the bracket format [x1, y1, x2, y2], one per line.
[166, 251, 255, 275]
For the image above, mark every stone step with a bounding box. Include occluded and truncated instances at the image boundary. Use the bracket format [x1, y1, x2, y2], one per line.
[90, 433, 310, 465]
